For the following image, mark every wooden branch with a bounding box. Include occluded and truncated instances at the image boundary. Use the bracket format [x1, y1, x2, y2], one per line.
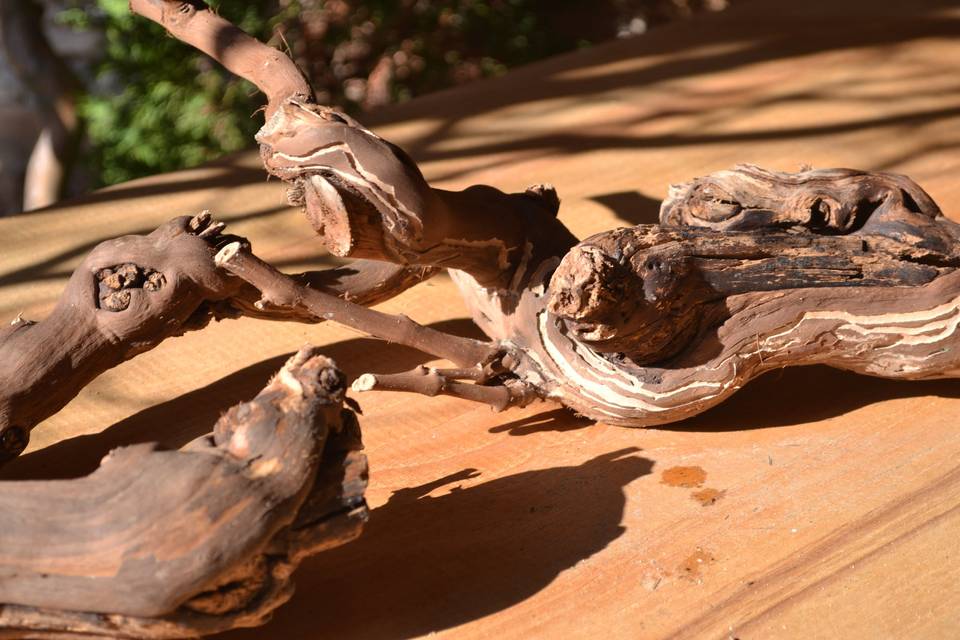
[0, 213, 245, 463]
[435, 166, 960, 429]
[128, 0, 311, 118]
[499, 166, 960, 426]
[353, 365, 537, 411]
[257, 102, 578, 289]
[215, 242, 498, 367]
[296, 260, 438, 307]
[0, 346, 367, 638]
[126, 2, 576, 289]
[659, 164, 959, 253]
[0, 214, 430, 465]
[546, 224, 958, 364]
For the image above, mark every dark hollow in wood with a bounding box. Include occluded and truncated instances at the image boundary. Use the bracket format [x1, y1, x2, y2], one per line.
[0, 346, 367, 638]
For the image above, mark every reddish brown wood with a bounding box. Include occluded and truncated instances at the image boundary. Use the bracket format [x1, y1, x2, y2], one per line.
[6, 5, 958, 636]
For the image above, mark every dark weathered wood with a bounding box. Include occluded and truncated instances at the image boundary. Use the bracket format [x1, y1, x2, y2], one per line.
[0, 213, 242, 463]
[546, 223, 959, 363]
[0, 346, 367, 638]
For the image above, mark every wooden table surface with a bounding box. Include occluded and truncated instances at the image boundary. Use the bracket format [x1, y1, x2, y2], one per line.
[3, 0, 960, 637]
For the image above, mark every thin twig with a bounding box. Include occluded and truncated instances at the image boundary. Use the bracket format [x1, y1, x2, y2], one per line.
[352, 366, 531, 412]
[215, 242, 498, 367]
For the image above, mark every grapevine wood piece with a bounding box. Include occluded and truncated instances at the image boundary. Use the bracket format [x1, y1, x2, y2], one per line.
[0, 346, 368, 639]
[130, 1, 960, 428]
[0, 212, 429, 464]
[388, 166, 960, 427]
[12, 3, 960, 638]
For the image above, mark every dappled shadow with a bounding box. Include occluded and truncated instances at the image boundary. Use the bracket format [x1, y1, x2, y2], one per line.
[367, 1, 960, 180]
[418, 104, 960, 182]
[218, 448, 653, 640]
[0, 318, 484, 481]
[43, 158, 269, 209]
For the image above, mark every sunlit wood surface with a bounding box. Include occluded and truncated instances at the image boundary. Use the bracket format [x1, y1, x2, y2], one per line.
[3, 0, 960, 637]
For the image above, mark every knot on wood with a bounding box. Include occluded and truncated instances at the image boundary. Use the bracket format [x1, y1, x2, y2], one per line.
[546, 231, 708, 363]
[96, 263, 165, 312]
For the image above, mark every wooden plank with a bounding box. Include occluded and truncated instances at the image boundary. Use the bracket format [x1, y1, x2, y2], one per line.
[2, 0, 959, 637]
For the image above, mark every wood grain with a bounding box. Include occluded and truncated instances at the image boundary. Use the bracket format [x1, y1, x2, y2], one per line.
[2, 0, 959, 637]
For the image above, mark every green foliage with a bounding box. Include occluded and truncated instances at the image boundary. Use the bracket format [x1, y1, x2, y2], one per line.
[64, 0, 724, 186]
[72, 0, 285, 185]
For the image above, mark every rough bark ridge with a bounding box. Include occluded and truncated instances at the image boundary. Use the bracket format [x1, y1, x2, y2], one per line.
[126, 2, 960, 427]
[0, 346, 367, 638]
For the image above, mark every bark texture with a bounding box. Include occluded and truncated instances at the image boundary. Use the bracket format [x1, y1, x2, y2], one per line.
[256, 99, 576, 289]
[0, 346, 367, 638]
[352, 165, 960, 428]
[456, 166, 960, 426]
[129, 1, 960, 430]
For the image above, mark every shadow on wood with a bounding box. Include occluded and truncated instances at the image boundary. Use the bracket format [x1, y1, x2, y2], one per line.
[589, 190, 662, 226]
[673, 364, 960, 432]
[217, 448, 653, 640]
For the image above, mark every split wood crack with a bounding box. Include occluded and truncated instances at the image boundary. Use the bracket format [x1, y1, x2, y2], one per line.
[1, 0, 958, 637]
